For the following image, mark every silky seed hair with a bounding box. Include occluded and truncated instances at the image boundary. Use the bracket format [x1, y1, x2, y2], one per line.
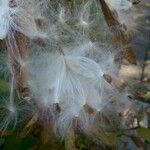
[0, 0, 147, 137]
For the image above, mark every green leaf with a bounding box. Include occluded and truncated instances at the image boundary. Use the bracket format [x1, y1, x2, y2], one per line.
[0, 79, 9, 93]
[94, 130, 122, 146]
[137, 128, 150, 141]
[142, 92, 150, 101]
[1, 134, 38, 150]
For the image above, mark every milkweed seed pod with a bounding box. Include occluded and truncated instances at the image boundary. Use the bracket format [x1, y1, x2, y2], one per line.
[0, 0, 148, 138]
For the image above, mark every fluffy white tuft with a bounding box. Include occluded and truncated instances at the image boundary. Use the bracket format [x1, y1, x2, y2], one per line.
[0, 0, 144, 138]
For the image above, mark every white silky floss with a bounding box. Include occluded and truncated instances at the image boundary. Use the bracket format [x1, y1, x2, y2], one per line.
[106, 0, 132, 11]
[0, 0, 11, 39]
[0, 0, 46, 40]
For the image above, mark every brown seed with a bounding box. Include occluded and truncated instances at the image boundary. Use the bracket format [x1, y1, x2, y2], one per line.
[114, 79, 126, 89]
[132, 0, 141, 5]
[32, 37, 46, 47]
[53, 103, 61, 113]
[84, 104, 94, 114]
[21, 87, 31, 101]
[9, 0, 17, 7]
[103, 74, 112, 84]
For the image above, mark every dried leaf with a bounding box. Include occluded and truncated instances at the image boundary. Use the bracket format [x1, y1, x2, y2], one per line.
[131, 137, 146, 149]
[6, 32, 29, 98]
[0, 40, 6, 50]
[99, 0, 137, 64]
[19, 113, 38, 138]
[40, 122, 53, 144]
[123, 47, 137, 65]
[65, 127, 77, 150]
